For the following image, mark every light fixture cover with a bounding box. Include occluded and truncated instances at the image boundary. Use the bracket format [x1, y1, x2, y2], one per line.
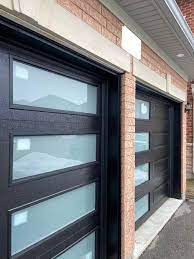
[176, 53, 185, 58]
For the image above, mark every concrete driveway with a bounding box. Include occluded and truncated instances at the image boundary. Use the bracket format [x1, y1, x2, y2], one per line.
[140, 200, 194, 259]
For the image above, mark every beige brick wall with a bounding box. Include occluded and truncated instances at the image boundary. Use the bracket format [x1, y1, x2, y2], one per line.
[57, 0, 123, 46]
[121, 72, 135, 259]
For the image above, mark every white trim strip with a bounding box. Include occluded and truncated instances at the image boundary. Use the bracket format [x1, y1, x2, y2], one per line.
[133, 58, 186, 102]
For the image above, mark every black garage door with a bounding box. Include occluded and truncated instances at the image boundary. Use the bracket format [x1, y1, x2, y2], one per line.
[0, 25, 120, 259]
[135, 86, 181, 228]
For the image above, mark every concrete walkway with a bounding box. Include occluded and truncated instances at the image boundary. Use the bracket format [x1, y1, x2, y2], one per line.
[140, 201, 194, 259]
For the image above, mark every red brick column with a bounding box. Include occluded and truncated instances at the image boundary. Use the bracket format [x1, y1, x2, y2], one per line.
[186, 83, 193, 178]
[176, 0, 194, 33]
[121, 72, 136, 259]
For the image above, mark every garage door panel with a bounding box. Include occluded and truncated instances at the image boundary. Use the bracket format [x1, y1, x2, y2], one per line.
[0, 111, 100, 132]
[39, 227, 98, 259]
[135, 174, 168, 200]
[153, 182, 168, 204]
[11, 214, 99, 259]
[135, 122, 152, 132]
[12, 58, 99, 111]
[136, 146, 168, 166]
[150, 120, 169, 132]
[151, 100, 169, 119]
[136, 89, 173, 228]
[0, 52, 9, 107]
[135, 181, 151, 200]
[10, 183, 98, 256]
[151, 104, 169, 120]
[136, 120, 169, 132]
[152, 133, 168, 148]
[152, 174, 168, 188]
[0, 120, 100, 141]
[0, 50, 101, 118]
[3, 168, 100, 208]
[0, 140, 9, 188]
[0, 42, 110, 259]
[153, 158, 169, 175]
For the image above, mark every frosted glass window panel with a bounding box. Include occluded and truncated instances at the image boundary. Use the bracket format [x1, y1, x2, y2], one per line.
[13, 61, 97, 114]
[136, 99, 150, 119]
[135, 194, 149, 221]
[11, 183, 96, 255]
[12, 135, 96, 180]
[135, 163, 149, 186]
[135, 133, 149, 152]
[55, 232, 95, 259]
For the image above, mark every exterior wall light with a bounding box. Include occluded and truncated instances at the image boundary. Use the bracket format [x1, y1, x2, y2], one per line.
[176, 53, 185, 58]
[185, 103, 193, 113]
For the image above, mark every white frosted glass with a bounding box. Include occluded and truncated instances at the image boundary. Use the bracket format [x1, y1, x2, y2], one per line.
[13, 135, 96, 180]
[11, 183, 96, 255]
[55, 232, 95, 259]
[135, 194, 149, 221]
[135, 133, 149, 152]
[135, 99, 149, 119]
[135, 163, 149, 186]
[13, 61, 97, 114]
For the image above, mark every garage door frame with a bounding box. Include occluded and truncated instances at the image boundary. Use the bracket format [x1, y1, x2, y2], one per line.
[0, 16, 121, 259]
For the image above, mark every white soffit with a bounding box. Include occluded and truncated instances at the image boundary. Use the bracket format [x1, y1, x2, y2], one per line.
[117, 0, 194, 80]
[99, 0, 191, 81]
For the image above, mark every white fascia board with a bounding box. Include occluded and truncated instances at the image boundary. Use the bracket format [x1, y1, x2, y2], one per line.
[169, 84, 186, 102]
[0, 0, 131, 73]
[99, 0, 189, 81]
[133, 58, 167, 92]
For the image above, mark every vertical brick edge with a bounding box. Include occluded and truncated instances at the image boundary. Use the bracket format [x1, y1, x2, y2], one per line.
[186, 83, 193, 178]
[121, 72, 135, 259]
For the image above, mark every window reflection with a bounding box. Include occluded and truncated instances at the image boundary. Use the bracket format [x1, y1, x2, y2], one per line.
[13, 135, 97, 180]
[13, 61, 97, 114]
[135, 133, 149, 152]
